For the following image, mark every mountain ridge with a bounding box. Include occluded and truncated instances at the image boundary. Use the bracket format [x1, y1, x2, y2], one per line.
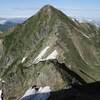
[0, 5, 100, 99]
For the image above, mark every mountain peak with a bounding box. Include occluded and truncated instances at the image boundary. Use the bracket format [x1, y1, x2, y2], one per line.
[2, 5, 100, 99]
[39, 5, 57, 14]
[41, 4, 55, 10]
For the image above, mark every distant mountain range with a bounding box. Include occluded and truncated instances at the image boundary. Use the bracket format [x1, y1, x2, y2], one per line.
[0, 17, 99, 33]
[90, 20, 100, 27]
[0, 18, 27, 32]
[75, 18, 100, 27]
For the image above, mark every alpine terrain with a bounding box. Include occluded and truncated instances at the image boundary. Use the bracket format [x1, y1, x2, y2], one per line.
[0, 5, 100, 100]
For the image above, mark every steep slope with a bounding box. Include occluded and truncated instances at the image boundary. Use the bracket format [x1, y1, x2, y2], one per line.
[0, 5, 100, 99]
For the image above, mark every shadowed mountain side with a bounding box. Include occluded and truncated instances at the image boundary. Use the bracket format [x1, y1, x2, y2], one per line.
[14, 82, 100, 100]
[20, 92, 50, 100]
[50, 60, 87, 85]
[48, 81, 100, 100]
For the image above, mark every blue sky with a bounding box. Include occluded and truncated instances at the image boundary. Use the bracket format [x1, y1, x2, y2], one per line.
[0, 0, 100, 19]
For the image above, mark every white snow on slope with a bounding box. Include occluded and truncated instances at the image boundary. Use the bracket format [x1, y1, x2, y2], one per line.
[22, 57, 27, 63]
[21, 86, 51, 100]
[46, 50, 58, 60]
[38, 86, 51, 93]
[34, 86, 51, 100]
[0, 90, 2, 100]
[21, 88, 36, 99]
[33, 46, 49, 63]
[33, 46, 58, 64]
[20, 86, 51, 100]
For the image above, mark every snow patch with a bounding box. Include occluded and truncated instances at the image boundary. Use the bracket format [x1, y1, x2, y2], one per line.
[33, 46, 49, 63]
[21, 88, 36, 99]
[46, 50, 58, 60]
[22, 57, 27, 63]
[0, 90, 2, 100]
[21, 86, 51, 100]
[34, 86, 51, 100]
[38, 86, 51, 93]
[33, 46, 58, 64]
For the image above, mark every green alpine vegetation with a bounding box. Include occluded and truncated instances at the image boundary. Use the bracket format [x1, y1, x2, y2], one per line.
[0, 5, 100, 99]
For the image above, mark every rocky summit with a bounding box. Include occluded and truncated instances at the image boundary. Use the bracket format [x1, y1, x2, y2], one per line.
[0, 5, 100, 100]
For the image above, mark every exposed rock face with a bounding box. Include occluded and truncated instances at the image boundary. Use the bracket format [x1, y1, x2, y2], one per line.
[0, 5, 100, 99]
